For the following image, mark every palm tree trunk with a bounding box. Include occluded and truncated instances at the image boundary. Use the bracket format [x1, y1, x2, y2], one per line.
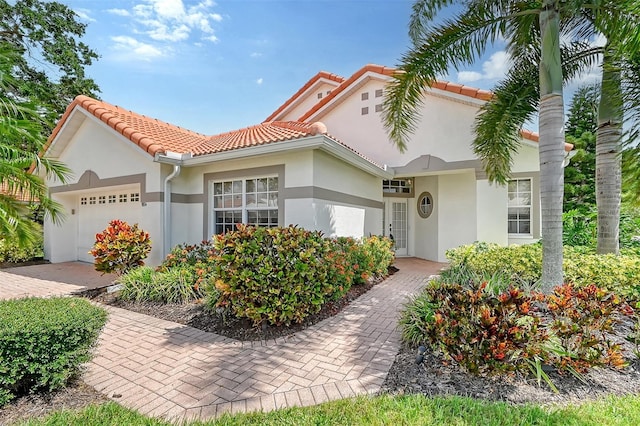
[596, 46, 622, 255]
[538, 2, 565, 292]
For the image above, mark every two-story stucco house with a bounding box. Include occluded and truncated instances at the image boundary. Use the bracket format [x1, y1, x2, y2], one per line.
[43, 64, 572, 266]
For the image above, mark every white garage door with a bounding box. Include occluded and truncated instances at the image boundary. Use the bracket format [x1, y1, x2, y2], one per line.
[77, 189, 143, 263]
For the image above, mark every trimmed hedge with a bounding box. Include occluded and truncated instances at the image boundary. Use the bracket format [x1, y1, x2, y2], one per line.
[0, 297, 107, 405]
[445, 243, 640, 300]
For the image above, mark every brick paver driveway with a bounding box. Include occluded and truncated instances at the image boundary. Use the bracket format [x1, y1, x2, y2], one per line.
[0, 258, 444, 422]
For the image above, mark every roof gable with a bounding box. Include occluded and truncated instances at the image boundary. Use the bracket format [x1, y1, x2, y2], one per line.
[264, 71, 345, 122]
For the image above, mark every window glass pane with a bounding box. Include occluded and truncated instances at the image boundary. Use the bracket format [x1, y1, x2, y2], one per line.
[257, 192, 268, 207]
[232, 180, 242, 193]
[223, 181, 232, 193]
[233, 194, 243, 208]
[268, 177, 278, 191]
[508, 221, 518, 233]
[518, 180, 531, 192]
[520, 222, 531, 233]
[508, 209, 518, 220]
[246, 193, 256, 207]
[246, 179, 256, 192]
[214, 182, 222, 195]
[257, 178, 267, 192]
[214, 195, 222, 208]
[517, 207, 530, 220]
[508, 181, 517, 192]
[269, 193, 278, 207]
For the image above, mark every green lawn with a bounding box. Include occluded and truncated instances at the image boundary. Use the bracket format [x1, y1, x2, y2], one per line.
[14, 393, 640, 426]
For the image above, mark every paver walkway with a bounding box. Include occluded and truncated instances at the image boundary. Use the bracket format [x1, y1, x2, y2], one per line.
[0, 258, 444, 422]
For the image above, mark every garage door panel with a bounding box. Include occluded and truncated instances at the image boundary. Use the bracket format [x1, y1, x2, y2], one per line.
[77, 190, 143, 263]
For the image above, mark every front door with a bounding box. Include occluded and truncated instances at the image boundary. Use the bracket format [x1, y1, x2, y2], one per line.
[384, 200, 408, 256]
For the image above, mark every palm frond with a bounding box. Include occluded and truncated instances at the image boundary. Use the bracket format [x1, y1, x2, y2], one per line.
[473, 56, 539, 184]
[384, 7, 525, 151]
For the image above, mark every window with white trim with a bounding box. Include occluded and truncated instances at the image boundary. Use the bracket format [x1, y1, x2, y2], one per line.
[508, 179, 531, 234]
[212, 177, 278, 234]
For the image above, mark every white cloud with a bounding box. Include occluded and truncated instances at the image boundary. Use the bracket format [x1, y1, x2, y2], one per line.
[250, 52, 263, 58]
[74, 8, 95, 22]
[457, 50, 511, 84]
[457, 71, 482, 82]
[122, 0, 222, 43]
[110, 36, 164, 61]
[107, 8, 131, 17]
[256, 78, 263, 85]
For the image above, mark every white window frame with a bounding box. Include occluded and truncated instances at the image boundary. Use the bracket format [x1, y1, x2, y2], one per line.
[210, 175, 279, 234]
[508, 178, 532, 235]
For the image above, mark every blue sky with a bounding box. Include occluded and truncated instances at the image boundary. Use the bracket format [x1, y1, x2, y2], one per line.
[65, 0, 599, 136]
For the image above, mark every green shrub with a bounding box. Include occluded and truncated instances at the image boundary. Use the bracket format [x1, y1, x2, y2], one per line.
[362, 235, 395, 277]
[325, 239, 356, 299]
[119, 265, 204, 304]
[208, 225, 339, 326]
[563, 206, 640, 249]
[401, 275, 546, 374]
[0, 297, 107, 405]
[445, 243, 640, 299]
[0, 223, 44, 263]
[90, 220, 151, 275]
[446, 243, 542, 285]
[547, 284, 628, 372]
[400, 266, 631, 379]
[157, 240, 218, 288]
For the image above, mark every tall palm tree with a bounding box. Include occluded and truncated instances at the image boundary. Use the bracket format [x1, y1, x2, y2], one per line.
[383, 0, 638, 290]
[473, 13, 639, 256]
[0, 43, 69, 246]
[384, 0, 569, 290]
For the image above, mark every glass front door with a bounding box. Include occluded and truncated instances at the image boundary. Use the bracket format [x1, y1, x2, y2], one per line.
[384, 200, 408, 256]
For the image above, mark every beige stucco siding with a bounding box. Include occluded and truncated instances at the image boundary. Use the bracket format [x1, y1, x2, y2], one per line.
[44, 117, 165, 265]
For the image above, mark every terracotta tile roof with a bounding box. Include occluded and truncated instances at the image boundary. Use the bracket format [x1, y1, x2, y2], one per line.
[520, 129, 573, 152]
[47, 95, 209, 157]
[191, 121, 329, 156]
[264, 71, 345, 122]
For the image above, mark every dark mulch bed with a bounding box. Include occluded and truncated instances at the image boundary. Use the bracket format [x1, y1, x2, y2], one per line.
[84, 268, 398, 341]
[382, 313, 640, 406]
[0, 259, 49, 269]
[0, 379, 108, 425]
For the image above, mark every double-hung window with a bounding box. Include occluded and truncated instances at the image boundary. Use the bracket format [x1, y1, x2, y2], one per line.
[212, 177, 278, 234]
[508, 179, 531, 234]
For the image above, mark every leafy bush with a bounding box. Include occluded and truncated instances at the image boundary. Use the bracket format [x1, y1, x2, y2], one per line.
[333, 236, 395, 285]
[324, 239, 356, 300]
[563, 206, 640, 249]
[0, 297, 107, 405]
[119, 265, 204, 304]
[401, 275, 546, 374]
[401, 266, 631, 380]
[446, 242, 542, 285]
[362, 235, 395, 277]
[0, 223, 43, 263]
[90, 220, 151, 275]
[445, 243, 640, 300]
[208, 225, 341, 326]
[547, 284, 628, 372]
[157, 240, 217, 288]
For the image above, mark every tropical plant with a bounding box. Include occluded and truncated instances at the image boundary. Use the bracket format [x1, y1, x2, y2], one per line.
[0, 43, 69, 247]
[90, 220, 151, 275]
[384, 1, 640, 289]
